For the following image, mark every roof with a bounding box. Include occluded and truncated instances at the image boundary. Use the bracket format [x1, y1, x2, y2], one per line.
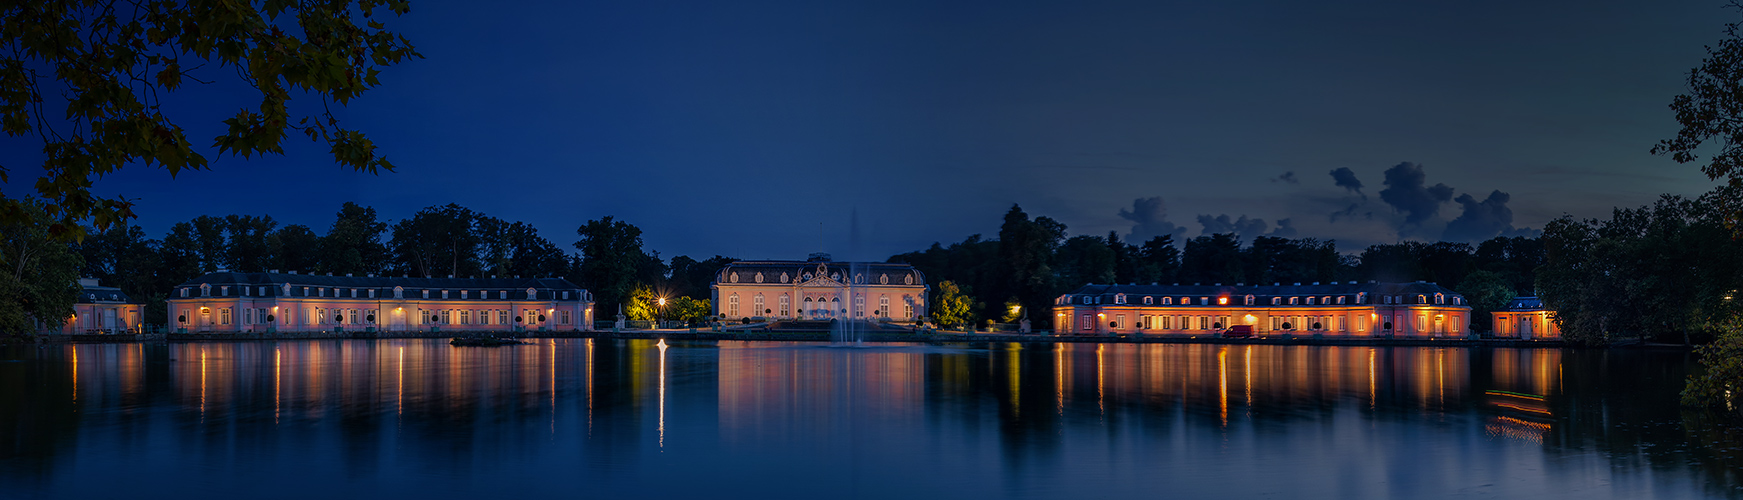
[1059, 281, 1468, 306]
[171, 271, 590, 301]
[1505, 296, 1546, 311]
[715, 260, 925, 287]
[76, 285, 132, 304]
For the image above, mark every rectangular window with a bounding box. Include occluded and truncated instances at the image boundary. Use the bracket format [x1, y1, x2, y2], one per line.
[1451, 315, 1460, 333]
[560, 311, 571, 324]
[498, 310, 509, 325]
[369, 289, 376, 298]
[1337, 316, 1346, 332]
[461, 310, 471, 324]
[1270, 316, 1278, 331]
[500, 291, 507, 299]
[219, 308, 230, 325]
[1162, 316, 1172, 330]
[462, 290, 469, 299]
[442, 290, 449, 299]
[562, 291, 569, 300]
[442, 310, 452, 324]
[350, 309, 359, 324]
[1357, 316, 1366, 332]
[1081, 314, 1092, 330]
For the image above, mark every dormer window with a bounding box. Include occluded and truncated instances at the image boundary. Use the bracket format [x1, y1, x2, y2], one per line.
[1435, 293, 1445, 305]
[562, 291, 570, 300]
[1114, 293, 1127, 305]
[369, 289, 377, 298]
[442, 290, 449, 299]
[1289, 297, 1298, 305]
[1244, 295, 1255, 305]
[1181, 297, 1191, 305]
[1418, 294, 1427, 304]
[1271, 297, 1281, 305]
[461, 290, 469, 299]
[1306, 297, 1315, 305]
[200, 283, 210, 297]
[394, 286, 404, 299]
[1357, 292, 1366, 304]
[499, 291, 508, 299]
[1336, 296, 1346, 305]
[1453, 297, 1462, 305]
[527, 288, 537, 300]
[422, 289, 430, 299]
[1143, 296, 1153, 305]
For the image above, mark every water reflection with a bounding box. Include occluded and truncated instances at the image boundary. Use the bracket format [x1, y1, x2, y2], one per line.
[0, 341, 1736, 499]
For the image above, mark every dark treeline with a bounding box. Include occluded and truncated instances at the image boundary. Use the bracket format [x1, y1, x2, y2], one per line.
[68, 203, 732, 327]
[1539, 190, 1743, 348]
[891, 205, 1542, 332]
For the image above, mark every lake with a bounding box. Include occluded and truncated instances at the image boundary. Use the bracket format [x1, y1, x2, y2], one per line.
[2, 339, 1739, 499]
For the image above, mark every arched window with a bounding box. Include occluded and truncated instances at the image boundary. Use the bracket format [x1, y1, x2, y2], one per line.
[1435, 293, 1445, 305]
[1271, 297, 1281, 305]
[1306, 297, 1315, 305]
[1180, 297, 1191, 305]
[1114, 293, 1127, 304]
[1289, 297, 1299, 305]
[1164, 297, 1174, 305]
[1244, 295, 1255, 305]
[1417, 294, 1427, 304]
[1143, 296, 1153, 305]
[527, 288, 538, 300]
[1356, 292, 1365, 304]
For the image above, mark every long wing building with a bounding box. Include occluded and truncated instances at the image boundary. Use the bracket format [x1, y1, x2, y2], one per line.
[1052, 280, 1471, 337]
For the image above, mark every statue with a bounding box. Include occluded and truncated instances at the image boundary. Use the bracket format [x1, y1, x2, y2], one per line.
[614, 304, 626, 331]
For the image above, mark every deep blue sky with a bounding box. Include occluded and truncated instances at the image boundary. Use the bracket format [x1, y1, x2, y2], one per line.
[2, 0, 1729, 261]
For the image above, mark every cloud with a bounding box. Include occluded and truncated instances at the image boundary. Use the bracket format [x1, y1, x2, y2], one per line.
[1329, 167, 1365, 199]
[1272, 171, 1299, 184]
[1379, 162, 1454, 225]
[1329, 203, 1371, 223]
[1119, 197, 1190, 243]
[1196, 214, 1298, 241]
[1269, 218, 1298, 238]
[1442, 190, 1540, 242]
[1198, 214, 1269, 237]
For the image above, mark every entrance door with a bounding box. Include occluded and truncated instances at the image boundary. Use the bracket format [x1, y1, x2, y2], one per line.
[1520, 317, 1533, 340]
[103, 308, 117, 332]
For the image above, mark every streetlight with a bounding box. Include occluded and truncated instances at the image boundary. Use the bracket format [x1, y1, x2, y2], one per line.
[657, 297, 667, 329]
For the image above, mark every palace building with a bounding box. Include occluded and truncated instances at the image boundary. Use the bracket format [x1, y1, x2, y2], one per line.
[1052, 281, 1471, 337]
[38, 278, 146, 334]
[165, 271, 593, 333]
[711, 254, 927, 321]
[1491, 296, 1560, 339]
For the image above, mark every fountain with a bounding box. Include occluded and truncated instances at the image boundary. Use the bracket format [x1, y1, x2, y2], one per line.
[830, 261, 867, 345]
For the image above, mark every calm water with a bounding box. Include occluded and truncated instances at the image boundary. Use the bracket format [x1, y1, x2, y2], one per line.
[2, 339, 1741, 499]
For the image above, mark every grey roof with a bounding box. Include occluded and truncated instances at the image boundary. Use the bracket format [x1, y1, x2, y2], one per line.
[77, 285, 132, 304]
[1506, 296, 1546, 311]
[716, 260, 925, 287]
[1060, 281, 1467, 306]
[173, 271, 589, 301]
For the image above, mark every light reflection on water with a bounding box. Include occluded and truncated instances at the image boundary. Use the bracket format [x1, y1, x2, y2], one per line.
[0, 340, 1738, 499]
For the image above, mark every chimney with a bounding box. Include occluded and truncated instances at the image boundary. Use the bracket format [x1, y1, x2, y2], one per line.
[447, 275, 454, 278]
[289, 270, 298, 275]
[1312, 282, 1319, 285]
[346, 273, 353, 277]
[269, 269, 279, 274]
[1293, 283, 1301, 286]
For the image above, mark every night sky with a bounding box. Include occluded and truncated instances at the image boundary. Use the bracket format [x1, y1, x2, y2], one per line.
[2, 0, 1729, 261]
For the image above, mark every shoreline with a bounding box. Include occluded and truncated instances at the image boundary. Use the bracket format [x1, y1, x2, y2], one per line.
[14, 329, 1604, 348]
